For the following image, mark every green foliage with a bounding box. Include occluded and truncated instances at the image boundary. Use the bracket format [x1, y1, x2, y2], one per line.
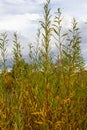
[0, 32, 8, 72]
[62, 18, 84, 73]
[52, 8, 67, 65]
[13, 33, 22, 66]
[0, 1, 87, 130]
[40, 0, 52, 73]
[12, 33, 25, 79]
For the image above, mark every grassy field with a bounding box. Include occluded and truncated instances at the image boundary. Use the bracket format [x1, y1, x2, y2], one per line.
[0, 0, 87, 130]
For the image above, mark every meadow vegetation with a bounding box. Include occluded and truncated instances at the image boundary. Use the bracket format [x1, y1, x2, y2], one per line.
[0, 0, 87, 129]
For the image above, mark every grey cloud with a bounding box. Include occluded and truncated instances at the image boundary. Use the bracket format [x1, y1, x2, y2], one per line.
[52, 0, 87, 19]
[0, 0, 43, 15]
[79, 22, 87, 63]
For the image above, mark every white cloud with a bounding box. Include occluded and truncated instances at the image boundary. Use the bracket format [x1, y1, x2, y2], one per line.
[0, 13, 40, 34]
[0, 0, 43, 16]
[3, 0, 28, 4]
[35, 0, 46, 4]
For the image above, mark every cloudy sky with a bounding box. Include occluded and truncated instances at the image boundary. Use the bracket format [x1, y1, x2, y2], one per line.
[0, 0, 87, 63]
